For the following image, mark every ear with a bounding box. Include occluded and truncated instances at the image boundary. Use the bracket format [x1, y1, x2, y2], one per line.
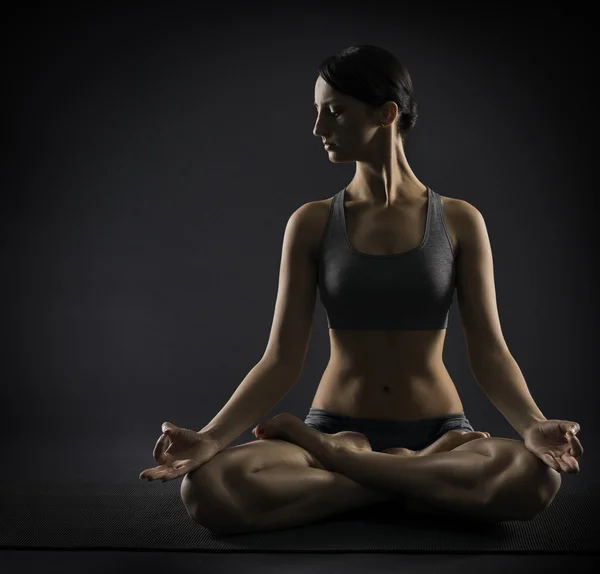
[380, 101, 399, 125]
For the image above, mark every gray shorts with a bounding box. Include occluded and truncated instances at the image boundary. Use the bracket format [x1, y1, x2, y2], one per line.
[303, 407, 475, 453]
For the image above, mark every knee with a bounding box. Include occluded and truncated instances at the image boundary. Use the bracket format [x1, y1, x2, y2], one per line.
[512, 447, 563, 521]
[180, 460, 254, 534]
[531, 460, 562, 517]
[483, 440, 563, 521]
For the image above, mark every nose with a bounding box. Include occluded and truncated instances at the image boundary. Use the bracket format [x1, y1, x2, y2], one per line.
[313, 113, 332, 139]
[314, 129, 335, 142]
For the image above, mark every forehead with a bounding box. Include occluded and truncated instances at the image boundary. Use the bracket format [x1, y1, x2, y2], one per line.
[313, 76, 346, 105]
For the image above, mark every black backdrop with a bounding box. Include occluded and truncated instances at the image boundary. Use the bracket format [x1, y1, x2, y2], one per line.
[2, 2, 596, 482]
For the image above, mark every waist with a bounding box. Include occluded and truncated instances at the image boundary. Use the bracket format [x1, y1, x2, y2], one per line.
[313, 365, 463, 421]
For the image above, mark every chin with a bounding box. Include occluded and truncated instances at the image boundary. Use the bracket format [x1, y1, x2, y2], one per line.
[326, 150, 351, 163]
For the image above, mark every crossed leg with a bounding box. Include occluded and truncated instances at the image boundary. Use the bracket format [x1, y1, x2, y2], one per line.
[185, 426, 490, 534]
[240, 414, 561, 532]
[238, 428, 495, 533]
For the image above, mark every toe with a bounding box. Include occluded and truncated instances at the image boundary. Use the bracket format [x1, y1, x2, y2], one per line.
[253, 420, 270, 437]
[253, 415, 287, 439]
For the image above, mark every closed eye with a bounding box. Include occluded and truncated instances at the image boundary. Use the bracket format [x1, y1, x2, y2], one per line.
[315, 109, 342, 118]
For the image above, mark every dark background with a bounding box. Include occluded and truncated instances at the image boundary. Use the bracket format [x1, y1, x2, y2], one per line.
[2, 2, 597, 488]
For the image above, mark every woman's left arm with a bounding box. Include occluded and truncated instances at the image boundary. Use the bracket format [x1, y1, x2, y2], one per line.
[452, 200, 583, 473]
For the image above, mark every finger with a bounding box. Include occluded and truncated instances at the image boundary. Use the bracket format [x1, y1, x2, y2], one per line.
[140, 469, 162, 481]
[556, 457, 571, 473]
[151, 468, 172, 480]
[562, 422, 580, 436]
[140, 464, 171, 480]
[562, 453, 580, 474]
[145, 467, 172, 481]
[159, 470, 188, 482]
[568, 434, 584, 457]
[144, 459, 193, 480]
[152, 466, 189, 482]
[153, 433, 169, 465]
[540, 453, 561, 472]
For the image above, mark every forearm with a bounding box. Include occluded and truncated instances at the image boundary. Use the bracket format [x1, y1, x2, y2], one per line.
[471, 351, 547, 438]
[198, 358, 300, 449]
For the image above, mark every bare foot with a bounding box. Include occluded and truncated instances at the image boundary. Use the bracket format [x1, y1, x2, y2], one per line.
[381, 429, 491, 457]
[330, 431, 373, 454]
[253, 413, 372, 456]
[253, 415, 491, 461]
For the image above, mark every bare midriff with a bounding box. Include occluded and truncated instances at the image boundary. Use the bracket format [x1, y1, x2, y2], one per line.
[310, 328, 465, 421]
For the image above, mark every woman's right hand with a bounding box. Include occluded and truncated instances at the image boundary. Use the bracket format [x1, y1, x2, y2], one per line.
[139, 422, 222, 483]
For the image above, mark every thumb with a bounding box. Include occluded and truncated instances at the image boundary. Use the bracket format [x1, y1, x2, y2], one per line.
[559, 421, 580, 435]
[162, 422, 177, 434]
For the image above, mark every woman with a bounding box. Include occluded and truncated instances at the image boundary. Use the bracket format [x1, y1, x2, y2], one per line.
[140, 45, 583, 535]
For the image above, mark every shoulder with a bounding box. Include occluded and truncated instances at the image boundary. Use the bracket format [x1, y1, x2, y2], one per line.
[437, 194, 486, 256]
[440, 195, 482, 220]
[286, 196, 335, 261]
[443, 196, 488, 256]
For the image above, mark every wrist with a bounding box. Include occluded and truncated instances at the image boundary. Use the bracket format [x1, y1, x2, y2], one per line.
[196, 429, 224, 450]
[522, 416, 547, 436]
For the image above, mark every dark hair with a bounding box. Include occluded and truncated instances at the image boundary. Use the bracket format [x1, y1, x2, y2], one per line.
[317, 45, 418, 142]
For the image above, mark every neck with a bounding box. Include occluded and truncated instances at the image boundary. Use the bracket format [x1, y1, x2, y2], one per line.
[348, 138, 426, 207]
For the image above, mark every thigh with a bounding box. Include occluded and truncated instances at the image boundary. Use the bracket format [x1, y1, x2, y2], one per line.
[451, 435, 523, 461]
[189, 437, 325, 486]
[401, 437, 536, 521]
[440, 432, 559, 498]
[180, 437, 325, 529]
[183, 438, 321, 496]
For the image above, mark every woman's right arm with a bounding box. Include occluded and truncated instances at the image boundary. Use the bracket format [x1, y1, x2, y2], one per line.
[198, 358, 303, 449]
[198, 201, 323, 450]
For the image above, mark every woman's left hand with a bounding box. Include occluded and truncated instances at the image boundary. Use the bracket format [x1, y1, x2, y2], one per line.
[523, 419, 583, 474]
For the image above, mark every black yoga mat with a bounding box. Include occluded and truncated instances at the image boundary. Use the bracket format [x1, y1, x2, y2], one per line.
[0, 477, 596, 552]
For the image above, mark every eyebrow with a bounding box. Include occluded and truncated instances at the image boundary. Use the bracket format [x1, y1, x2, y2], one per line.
[313, 99, 340, 107]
